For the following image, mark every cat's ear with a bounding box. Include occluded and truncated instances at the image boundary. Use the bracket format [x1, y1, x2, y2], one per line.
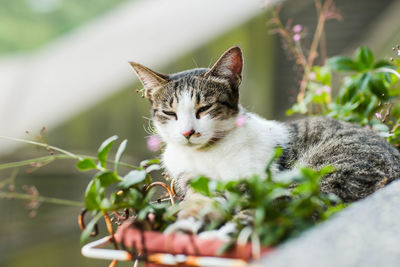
[204, 46, 243, 87]
[129, 62, 169, 99]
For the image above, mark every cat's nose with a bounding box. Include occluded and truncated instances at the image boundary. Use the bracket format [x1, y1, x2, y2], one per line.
[183, 129, 195, 139]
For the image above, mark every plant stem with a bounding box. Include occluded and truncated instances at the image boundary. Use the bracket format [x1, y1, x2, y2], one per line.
[0, 136, 81, 160]
[270, 8, 306, 68]
[297, 0, 333, 103]
[375, 67, 400, 78]
[0, 136, 138, 170]
[0, 191, 83, 207]
[315, 0, 327, 65]
[103, 212, 119, 267]
[0, 154, 71, 170]
[0, 168, 18, 188]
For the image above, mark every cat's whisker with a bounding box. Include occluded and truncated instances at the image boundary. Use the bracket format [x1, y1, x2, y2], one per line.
[141, 116, 158, 135]
[142, 121, 157, 136]
[192, 58, 199, 68]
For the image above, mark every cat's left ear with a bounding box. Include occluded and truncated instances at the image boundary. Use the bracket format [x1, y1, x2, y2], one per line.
[129, 62, 169, 99]
[204, 46, 243, 88]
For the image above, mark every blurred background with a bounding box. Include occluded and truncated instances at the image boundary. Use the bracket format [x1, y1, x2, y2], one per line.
[1, 0, 400, 266]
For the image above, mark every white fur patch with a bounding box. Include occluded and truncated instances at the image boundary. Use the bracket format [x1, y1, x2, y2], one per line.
[162, 109, 290, 181]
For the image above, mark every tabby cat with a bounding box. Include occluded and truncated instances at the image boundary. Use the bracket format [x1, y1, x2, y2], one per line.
[129, 46, 400, 210]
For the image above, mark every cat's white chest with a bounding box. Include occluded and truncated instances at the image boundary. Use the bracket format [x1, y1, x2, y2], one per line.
[162, 114, 289, 181]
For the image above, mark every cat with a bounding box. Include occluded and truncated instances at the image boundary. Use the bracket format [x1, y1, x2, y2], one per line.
[129, 46, 400, 218]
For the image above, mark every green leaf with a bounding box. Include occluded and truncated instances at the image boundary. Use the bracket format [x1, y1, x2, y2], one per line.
[118, 170, 147, 189]
[190, 176, 211, 196]
[84, 179, 101, 211]
[80, 212, 103, 244]
[373, 60, 395, 70]
[265, 147, 283, 173]
[354, 46, 374, 70]
[313, 65, 331, 85]
[285, 108, 294, 116]
[140, 158, 160, 168]
[370, 74, 389, 98]
[357, 73, 371, 92]
[318, 165, 336, 176]
[327, 56, 359, 72]
[114, 139, 127, 173]
[100, 198, 112, 210]
[363, 95, 379, 118]
[76, 158, 97, 171]
[96, 171, 120, 187]
[98, 135, 118, 168]
[321, 203, 346, 220]
[145, 164, 161, 173]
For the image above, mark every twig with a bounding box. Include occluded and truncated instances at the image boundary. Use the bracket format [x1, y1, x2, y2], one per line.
[0, 191, 83, 207]
[0, 154, 71, 170]
[78, 209, 99, 237]
[270, 8, 307, 68]
[0, 136, 138, 170]
[375, 67, 400, 79]
[315, 0, 327, 64]
[146, 182, 175, 205]
[297, 0, 334, 103]
[0, 136, 80, 160]
[104, 213, 119, 267]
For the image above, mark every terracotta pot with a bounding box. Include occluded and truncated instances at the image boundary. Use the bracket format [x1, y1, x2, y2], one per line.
[114, 220, 271, 267]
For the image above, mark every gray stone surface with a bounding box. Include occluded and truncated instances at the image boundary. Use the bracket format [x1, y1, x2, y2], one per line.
[253, 180, 400, 267]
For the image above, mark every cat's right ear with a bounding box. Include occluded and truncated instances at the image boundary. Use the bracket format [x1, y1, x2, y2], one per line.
[204, 46, 243, 88]
[129, 62, 169, 99]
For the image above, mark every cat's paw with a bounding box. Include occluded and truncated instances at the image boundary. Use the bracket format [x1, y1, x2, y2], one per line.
[178, 193, 223, 222]
[198, 222, 237, 242]
[164, 217, 202, 235]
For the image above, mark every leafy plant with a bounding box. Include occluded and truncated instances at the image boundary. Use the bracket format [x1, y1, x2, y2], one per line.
[0, 134, 343, 253]
[291, 46, 400, 149]
[76, 136, 177, 243]
[0, 135, 178, 245]
[270, 1, 400, 150]
[189, 148, 344, 247]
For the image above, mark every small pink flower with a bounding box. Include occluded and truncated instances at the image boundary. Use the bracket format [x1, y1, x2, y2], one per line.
[293, 24, 303, 33]
[309, 72, 316, 80]
[375, 113, 382, 119]
[235, 115, 247, 127]
[397, 49, 400, 56]
[146, 135, 162, 152]
[315, 88, 322, 96]
[293, 34, 301, 42]
[322, 85, 331, 93]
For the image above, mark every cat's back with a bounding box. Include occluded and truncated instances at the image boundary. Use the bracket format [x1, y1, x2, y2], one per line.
[280, 116, 400, 201]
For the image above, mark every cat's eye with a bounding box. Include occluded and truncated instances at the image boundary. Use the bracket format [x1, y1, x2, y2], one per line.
[196, 105, 212, 119]
[162, 110, 177, 120]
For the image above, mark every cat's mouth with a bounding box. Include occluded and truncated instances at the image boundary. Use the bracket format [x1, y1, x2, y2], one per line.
[190, 137, 225, 150]
[181, 132, 228, 148]
[185, 141, 198, 147]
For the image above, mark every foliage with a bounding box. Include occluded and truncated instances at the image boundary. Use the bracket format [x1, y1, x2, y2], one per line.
[269, 1, 400, 150]
[77, 140, 344, 246]
[189, 148, 344, 247]
[287, 46, 400, 149]
[0, 135, 343, 249]
[77, 136, 177, 243]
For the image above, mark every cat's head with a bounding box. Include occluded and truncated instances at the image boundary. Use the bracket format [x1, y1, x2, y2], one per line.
[130, 46, 243, 148]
